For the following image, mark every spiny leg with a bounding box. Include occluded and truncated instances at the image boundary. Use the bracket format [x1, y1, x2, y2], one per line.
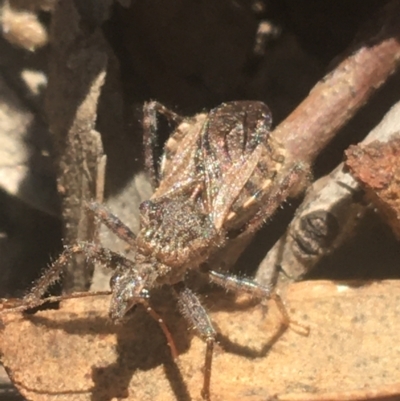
[18, 243, 134, 310]
[0, 290, 111, 314]
[208, 270, 308, 335]
[142, 101, 184, 187]
[173, 283, 216, 401]
[85, 201, 136, 248]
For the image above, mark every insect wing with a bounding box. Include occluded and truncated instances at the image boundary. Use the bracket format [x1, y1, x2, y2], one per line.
[198, 101, 274, 229]
[201, 101, 272, 174]
[154, 114, 206, 199]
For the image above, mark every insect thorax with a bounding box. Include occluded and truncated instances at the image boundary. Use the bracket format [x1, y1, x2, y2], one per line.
[136, 196, 224, 276]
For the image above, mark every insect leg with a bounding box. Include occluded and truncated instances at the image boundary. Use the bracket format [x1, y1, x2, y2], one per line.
[85, 201, 136, 248]
[12, 243, 133, 312]
[0, 290, 111, 315]
[208, 270, 274, 299]
[208, 270, 309, 335]
[173, 283, 216, 401]
[143, 101, 183, 187]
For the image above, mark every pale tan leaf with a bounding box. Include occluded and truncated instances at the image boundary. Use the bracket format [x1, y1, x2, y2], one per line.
[1, 280, 399, 401]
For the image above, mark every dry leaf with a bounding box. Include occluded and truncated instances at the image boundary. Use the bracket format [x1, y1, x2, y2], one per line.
[1, 280, 399, 401]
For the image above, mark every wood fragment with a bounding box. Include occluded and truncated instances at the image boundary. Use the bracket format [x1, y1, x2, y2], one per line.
[45, 1, 108, 291]
[346, 136, 400, 240]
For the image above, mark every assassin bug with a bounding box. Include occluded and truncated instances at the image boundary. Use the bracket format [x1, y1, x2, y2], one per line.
[1, 101, 308, 400]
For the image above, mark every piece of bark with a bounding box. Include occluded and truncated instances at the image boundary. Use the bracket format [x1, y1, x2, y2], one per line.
[256, 165, 366, 286]
[345, 136, 400, 240]
[45, 0, 108, 292]
[1, 280, 399, 401]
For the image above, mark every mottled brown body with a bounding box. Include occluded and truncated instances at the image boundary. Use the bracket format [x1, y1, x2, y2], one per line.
[137, 101, 288, 289]
[157, 101, 286, 234]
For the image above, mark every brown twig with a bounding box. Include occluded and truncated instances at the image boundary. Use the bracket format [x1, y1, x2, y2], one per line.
[272, 0, 400, 165]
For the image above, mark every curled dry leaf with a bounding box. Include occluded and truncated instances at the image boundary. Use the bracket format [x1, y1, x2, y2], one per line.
[1, 280, 399, 401]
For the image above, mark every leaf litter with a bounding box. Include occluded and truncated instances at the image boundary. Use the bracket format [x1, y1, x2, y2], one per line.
[1, 279, 399, 401]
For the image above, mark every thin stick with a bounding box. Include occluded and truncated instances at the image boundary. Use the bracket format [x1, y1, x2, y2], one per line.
[273, 1, 400, 164]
